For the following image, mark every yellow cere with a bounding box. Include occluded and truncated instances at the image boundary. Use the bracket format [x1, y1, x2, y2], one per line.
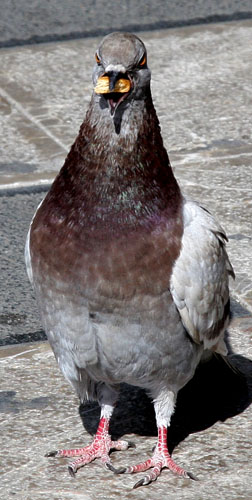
[94, 76, 131, 94]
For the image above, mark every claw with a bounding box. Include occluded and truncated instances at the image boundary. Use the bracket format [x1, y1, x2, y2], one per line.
[68, 465, 76, 478]
[127, 441, 136, 449]
[106, 462, 126, 474]
[133, 477, 148, 489]
[45, 450, 58, 457]
[125, 426, 198, 487]
[187, 471, 199, 481]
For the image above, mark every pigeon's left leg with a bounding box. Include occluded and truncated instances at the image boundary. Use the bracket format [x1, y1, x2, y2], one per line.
[121, 388, 198, 487]
[46, 403, 134, 476]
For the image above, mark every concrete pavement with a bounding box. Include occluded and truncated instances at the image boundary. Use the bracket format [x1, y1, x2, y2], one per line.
[0, 19, 251, 499]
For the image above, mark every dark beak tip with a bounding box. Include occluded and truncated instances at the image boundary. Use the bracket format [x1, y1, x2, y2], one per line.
[108, 71, 119, 92]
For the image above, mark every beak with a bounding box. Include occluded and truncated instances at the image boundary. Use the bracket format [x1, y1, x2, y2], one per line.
[94, 70, 132, 117]
[94, 73, 131, 95]
[107, 71, 119, 92]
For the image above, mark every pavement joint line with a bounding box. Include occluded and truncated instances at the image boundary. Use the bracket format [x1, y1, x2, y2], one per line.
[0, 182, 52, 196]
[183, 181, 252, 193]
[0, 86, 69, 153]
[174, 152, 252, 163]
[231, 293, 252, 314]
[0, 347, 39, 361]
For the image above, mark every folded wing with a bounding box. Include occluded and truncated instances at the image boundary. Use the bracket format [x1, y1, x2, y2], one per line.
[170, 199, 235, 355]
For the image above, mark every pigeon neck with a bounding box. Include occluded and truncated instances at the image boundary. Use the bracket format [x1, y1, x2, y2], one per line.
[72, 91, 182, 213]
[45, 90, 182, 233]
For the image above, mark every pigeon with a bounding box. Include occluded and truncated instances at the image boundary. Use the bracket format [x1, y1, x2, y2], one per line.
[25, 32, 235, 487]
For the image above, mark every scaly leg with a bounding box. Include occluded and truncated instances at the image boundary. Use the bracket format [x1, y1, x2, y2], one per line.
[45, 404, 134, 476]
[118, 388, 198, 487]
[125, 426, 198, 488]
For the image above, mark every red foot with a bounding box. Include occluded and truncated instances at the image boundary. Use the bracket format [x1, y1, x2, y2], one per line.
[45, 417, 133, 476]
[125, 427, 198, 487]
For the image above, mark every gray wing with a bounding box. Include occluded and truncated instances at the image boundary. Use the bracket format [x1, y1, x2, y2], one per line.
[170, 199, 235, 355]
[24, 199, 44, 286]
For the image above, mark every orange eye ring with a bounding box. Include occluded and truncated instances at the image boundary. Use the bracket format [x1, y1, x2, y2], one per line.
[95, 53, 101, 64]
[139, 54, 146, 66]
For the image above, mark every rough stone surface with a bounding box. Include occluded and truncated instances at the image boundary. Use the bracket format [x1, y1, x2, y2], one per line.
[0, 20, 251, 500]
[0, 342, 251, 499]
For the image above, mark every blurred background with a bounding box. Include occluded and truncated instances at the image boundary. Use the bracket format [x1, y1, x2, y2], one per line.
[1, 0, 252, 47]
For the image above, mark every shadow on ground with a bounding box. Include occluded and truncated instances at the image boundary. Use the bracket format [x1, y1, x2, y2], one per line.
[79, 352, 252, 454]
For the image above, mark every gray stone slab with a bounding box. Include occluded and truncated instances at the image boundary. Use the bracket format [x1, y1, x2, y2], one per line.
[0, 189, 46, 345]
[0, 0, 252, 47]
[0, 339, 251, 499]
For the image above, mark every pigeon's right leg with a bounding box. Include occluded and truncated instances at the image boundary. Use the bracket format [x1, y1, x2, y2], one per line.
[120, 388, 198, 487]
[45, 403, 134, 476]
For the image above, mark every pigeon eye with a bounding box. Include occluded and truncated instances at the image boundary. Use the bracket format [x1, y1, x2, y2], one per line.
[139, 54, 147, 67]
[95, 53, 101, 64]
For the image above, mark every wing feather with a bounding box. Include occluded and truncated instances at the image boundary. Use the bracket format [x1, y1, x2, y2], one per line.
[170, 199, 234, 354]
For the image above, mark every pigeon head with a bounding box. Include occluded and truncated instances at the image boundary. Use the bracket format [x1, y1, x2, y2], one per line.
[92, 32, 150, 117]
